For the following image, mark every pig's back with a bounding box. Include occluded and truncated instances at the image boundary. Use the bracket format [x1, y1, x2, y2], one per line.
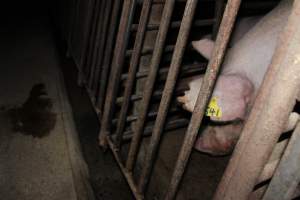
[222, 0, 293, 91]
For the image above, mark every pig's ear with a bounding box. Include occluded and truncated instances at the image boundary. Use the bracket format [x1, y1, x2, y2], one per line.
[210, 75, 254, 122]
[192, 39, 215, 60]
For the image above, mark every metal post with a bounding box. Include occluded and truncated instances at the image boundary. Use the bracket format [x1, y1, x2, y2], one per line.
[99, 0, 137, 147]
[96, 0, 122, 111]
[125, 0, 176, 172]
[214, 1, 300, 199]
[114, 0, 153, 148]
[138, 0, 200, 194]
[164, 0, 242, 199]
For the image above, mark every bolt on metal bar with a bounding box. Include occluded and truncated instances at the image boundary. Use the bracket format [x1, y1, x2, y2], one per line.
[164, 0, 241, 199]
[125, 0, 176, 172]
[138, 0, 200, 194]
[263, 123, 300, 200]
[88, 0, 106, 89]
[96, 0, 122, 111]
[214, 1, 300, 199]
[92, 0, 113, 97]
[114, 0, 153, 149]
[99, 0, 137, 147]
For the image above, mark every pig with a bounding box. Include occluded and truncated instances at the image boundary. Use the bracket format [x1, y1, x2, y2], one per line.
[178, 0, 299, 155]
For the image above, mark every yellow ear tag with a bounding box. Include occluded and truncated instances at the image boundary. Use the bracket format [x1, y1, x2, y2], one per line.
[206, 97, 222, 118]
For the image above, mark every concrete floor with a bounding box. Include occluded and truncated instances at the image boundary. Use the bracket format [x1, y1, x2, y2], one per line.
[0, 16, 94, 200]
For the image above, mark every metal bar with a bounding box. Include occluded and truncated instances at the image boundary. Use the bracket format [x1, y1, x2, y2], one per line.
[257, 139, 289, 183]
[121, 118, 189, 141]
[95, 0, 122, 111]
[138, 0, 200, 194]
[131, 18, 215, 31]
[88, 0, 106, 90]
[214, 1, 300, 199]
[125, 0, 176, 172]
[83, 0, 102, 76]
[99, 0, 137, 147]
[164, 0, 241, 199]
[92, 0, 113, 96]
[115, 0, 153, 148]
[106, 137, 144, 200]
[212, 0, 225, 39]
[120, 63, 206, 81]
[126, 44, 175, 57]
[263, 123, 300, 200]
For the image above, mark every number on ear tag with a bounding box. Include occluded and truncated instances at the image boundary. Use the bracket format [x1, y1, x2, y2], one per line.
[206, 97, 222, 119]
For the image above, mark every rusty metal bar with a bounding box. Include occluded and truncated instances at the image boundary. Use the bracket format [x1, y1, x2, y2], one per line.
[121, 118, 189, 141]
[138, 0, 200, 194]
[114, 0, 153, 148]
[131, 18, 215, 31]
[120, 63, 206, 81]
[263, 122, 300, 200]
[164, 0, 241, 199]
[106, 137, 144, 200]
[95, 0, 122, 111]
[99, 0, 137, 147]
[125, 0, 176, 172]
[92, 0, 113, 96]
[88, 0, 106, 90]
[214, 1, 300, 199]
[126, 44, 175, 57]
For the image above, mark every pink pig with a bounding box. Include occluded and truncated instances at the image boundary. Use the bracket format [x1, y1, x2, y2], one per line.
[178, 0, 299, 155]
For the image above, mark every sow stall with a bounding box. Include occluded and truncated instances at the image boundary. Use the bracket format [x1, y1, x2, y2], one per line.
[55, 0, 300, 199]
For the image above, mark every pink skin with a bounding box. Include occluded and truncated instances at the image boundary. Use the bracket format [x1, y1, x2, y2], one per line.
[178, 0, 294, 155]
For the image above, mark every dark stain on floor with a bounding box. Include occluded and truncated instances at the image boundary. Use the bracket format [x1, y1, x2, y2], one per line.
[9, 83, 57, 138]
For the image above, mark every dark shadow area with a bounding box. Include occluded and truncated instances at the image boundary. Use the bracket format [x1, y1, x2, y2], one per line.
[57, 43, 133, 199]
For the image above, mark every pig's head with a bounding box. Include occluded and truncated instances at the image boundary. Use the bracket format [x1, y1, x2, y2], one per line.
[177, 38, 254, 122]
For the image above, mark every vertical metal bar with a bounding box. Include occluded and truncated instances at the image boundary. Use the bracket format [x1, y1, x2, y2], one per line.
[164, 1, 241, 199]
[125, 0, 176, 171]
[99, 0, 137, 147]
[212, 0, 225, 39]
[96, 0, 122, 111]
[83, 0, 101, 76]
[214, 1, 300, 199]
[263, 123, 300, 200]
[137, 0, 199, 194]
[114, 0, 153, 148]
[88, 0, 106, 90]
[92, 0, 113, 97]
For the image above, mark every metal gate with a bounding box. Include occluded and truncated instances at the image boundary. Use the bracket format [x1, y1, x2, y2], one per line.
[57, 0, 300, 199]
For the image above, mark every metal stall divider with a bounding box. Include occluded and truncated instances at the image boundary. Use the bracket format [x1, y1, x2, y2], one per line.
[164, 0, 241, 199]
[99, 0, 138, 147]
[214, 1, 300, 199]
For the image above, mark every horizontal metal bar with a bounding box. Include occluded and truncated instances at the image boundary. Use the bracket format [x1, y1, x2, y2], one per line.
[120, 62, 206, 81]
[112, 107, 179, 125]
[131, 18, 215, 31]
[120, 118, 189, 141]
[126, 44, 174, 57]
